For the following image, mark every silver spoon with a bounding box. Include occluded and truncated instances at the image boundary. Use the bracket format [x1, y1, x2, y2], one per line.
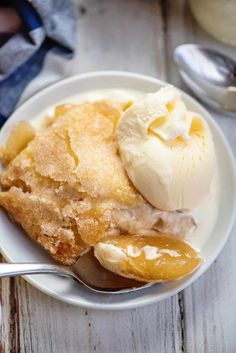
[0, 250, 153, 294]
[174, 44, 236, 114]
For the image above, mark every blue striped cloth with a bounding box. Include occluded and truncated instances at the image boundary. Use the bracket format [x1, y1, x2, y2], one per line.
[0, 0, 76, 128]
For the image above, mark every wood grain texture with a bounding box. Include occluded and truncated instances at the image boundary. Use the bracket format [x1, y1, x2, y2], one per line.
[165, 3, 236, 353]
[15, 282, 184, 353]
[1, 0, 236, 352]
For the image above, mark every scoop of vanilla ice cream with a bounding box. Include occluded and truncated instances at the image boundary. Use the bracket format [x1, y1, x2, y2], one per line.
[116, 85, 215, 211]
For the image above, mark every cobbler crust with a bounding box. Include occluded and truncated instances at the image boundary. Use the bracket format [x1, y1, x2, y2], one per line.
[0, 101, 195, 264]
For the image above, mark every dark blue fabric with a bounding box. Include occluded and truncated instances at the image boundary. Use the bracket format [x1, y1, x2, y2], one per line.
[0, 0, 76, 128]
[0, 34, 11, 47]
[11, 0, 42, 31]
[0, 114, 6, 127]
[0, 40, 52, 126]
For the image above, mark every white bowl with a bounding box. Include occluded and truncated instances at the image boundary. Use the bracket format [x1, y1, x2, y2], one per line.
[0, 71, 235, 310]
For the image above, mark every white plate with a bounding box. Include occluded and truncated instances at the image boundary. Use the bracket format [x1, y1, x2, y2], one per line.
[0, 71, 236, 310]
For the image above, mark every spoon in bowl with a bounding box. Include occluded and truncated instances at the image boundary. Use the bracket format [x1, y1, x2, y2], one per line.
[174, 44, 236, 114]
[0, 250, 153, 294]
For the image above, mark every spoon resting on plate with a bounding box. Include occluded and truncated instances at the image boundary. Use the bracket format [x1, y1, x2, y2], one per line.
[174, 44, 236, 114]
[0, 250, 153, 294]
[0, 234, 202, 294]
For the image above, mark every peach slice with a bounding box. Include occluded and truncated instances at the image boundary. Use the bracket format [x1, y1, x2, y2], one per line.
[94, 235, 202, 282]
[2, 121, 35, 164]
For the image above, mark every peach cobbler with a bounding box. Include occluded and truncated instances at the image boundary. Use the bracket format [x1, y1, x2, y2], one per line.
[0, 86, 218, 282]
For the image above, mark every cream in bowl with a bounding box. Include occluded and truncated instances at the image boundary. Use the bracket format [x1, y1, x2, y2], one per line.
[116, 85, 215, 211]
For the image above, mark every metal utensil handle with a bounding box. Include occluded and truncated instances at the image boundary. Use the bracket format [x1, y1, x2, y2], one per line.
[0, 263, 72, 278]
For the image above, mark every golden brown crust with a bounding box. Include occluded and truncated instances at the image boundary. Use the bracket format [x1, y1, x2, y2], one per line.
[0, 187, 89, 264]
[0, 101, 141, 264]
[0, 100, 195, 265]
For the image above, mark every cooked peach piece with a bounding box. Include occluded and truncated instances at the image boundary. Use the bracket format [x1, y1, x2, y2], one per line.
[2, 121, 35, 164]
[94, 235, 202, 282]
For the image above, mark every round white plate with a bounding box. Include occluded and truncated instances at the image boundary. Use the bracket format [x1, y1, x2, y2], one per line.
[0, 71, 235, 310]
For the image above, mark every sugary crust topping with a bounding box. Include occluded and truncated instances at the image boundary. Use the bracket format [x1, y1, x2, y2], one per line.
[0, 101, 195, 265]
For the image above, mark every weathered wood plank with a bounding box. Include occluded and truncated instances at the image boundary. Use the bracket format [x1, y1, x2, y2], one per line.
[0, 276, 20, 353]
[166, 1, 236, 353]
[72, 0, 167, 79]
[16, 279, 186, 353]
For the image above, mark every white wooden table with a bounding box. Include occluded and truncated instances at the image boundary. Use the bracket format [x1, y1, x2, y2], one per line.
[1, 1, 236, 352]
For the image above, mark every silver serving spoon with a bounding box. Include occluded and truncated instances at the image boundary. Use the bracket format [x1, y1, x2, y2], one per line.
[0, 250, 153, 294]
[174, 44, 236, 114]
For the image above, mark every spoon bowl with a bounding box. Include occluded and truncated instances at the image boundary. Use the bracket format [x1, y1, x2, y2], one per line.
[0, 250, 153, 294]
[174, 44, 236, 114]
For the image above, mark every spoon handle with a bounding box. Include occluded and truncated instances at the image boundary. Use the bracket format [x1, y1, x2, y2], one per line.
[0, 263, 72, 278]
